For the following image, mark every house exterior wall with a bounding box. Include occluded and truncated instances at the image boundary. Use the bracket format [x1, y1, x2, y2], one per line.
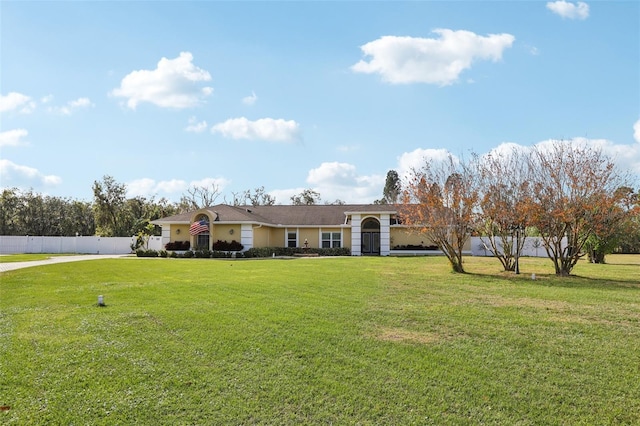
[390, 228, 431, 248]
[253, 226, 271, 248]
[299, 229, 319, 248]
[388, 228, 472, 252]
[211, 224, 240, 243]
[161, 224, 190, 249]
[342, 228, 352, 249]
[269, 228, 285, 247]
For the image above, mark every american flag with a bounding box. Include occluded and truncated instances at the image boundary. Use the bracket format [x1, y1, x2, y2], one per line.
[189, 220, 209, 235]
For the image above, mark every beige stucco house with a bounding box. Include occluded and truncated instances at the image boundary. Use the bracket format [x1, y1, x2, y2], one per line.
[151, 203, 469, 256]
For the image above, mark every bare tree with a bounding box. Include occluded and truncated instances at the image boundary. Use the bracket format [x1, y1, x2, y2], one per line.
[528, 141, 625, 275]
[400, 155, 479, 273]
[243, 186, 276, 206]
[179, 183, 221, 210]
[290, 189, 321, 205]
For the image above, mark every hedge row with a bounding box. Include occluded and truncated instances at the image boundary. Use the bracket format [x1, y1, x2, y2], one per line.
[135, 246, 351, 258]
[243, 247, 351, 257]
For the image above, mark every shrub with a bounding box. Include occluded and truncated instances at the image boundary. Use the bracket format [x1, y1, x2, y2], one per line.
[159, 250, 168, 258]
[136, 249, 159, 257]
[243, 247, 351, 258]
[194, 249, 212, 258]
[165, 241, 190, 251]
[212, 240, 244, 251]
[392, 244, 438, 251]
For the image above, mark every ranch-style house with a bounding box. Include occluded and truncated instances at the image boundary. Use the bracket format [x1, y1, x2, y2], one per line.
[151, 203, 471, 256]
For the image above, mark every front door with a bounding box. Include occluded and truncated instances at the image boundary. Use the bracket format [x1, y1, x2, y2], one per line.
[361, 232, 380, 255]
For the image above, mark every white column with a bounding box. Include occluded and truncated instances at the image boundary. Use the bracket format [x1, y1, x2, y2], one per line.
[380, 214, 390, 256]
[241, 224, 253, 251]
[351, 214, 361, 256]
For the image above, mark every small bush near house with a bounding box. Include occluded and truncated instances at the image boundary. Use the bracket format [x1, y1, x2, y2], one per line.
[211, 250, 241, 258]
[135, 249, 159, 257]
[194, 249, 212, 258]
[165, 241, 190, 251]
[393, 244, 439, 251]
[212, 240, 244, 251]
[243, 247, 351, 258]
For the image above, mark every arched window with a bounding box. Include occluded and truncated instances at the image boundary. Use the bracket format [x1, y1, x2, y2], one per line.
[362, 218, 380, 230]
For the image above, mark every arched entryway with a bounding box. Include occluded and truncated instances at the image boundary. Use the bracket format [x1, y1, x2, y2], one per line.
[361, 217, 380, 255]
[191, 213, 211, 249]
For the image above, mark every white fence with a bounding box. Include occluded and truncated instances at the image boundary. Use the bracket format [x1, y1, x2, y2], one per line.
[470, 236, 566, 258]
[1, 235, 562, 257]
[0, 235, 142, 255]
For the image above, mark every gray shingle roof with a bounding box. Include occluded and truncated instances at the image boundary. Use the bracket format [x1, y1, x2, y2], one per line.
[152, 204, 397, 226]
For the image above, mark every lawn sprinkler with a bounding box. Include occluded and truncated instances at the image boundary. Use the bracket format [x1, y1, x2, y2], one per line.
[97, 295, 106, 307]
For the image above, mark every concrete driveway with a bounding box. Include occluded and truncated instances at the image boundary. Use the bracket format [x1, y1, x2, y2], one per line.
[0, 254, 130, 273]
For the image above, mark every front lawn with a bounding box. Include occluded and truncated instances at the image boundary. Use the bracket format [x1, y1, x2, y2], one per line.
[1, 256, 639, 424]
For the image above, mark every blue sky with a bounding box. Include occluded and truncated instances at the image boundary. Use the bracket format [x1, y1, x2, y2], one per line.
[1, 1, 639, 204]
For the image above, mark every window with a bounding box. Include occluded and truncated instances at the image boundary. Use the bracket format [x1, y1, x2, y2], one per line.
[390, 216, 402, 225]
[287, 231, 297, 248]
[362, 218, 380, 230]
[322, 232, 341, 248]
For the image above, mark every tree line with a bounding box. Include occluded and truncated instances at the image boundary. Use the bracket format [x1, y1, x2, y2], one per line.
[0, 176, 338, 238]
[399, 140, 640, 275]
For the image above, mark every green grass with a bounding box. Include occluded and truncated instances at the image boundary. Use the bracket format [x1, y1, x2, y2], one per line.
[0, 254, 71, 263]
[1, 256, 639, 424]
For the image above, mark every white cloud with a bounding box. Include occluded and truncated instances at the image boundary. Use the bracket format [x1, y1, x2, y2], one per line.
[351, 29, 515, 85]
[111, 52, 213, 109]
[633, 119, 640, 144]
[270, 162, 384, 204]
[402, 136, 640, 178]
[47, 97, 94, 115]
[154, 179, 189, 194]
[126, 177, 230, 198]
[0, 92, 35, 113]
[242, 91, 257, 106]
[304, 162, 384, 203]
[397, 148, 458, 180]
[189, 177, 231, 190]
[211, 117, 300, 142]
[0, 159, 62, 187]
[269, 188, 305, 205]
[0, 129, 29, 147]
[184, 116, 208, 133]
[546, 1, 590, 20]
